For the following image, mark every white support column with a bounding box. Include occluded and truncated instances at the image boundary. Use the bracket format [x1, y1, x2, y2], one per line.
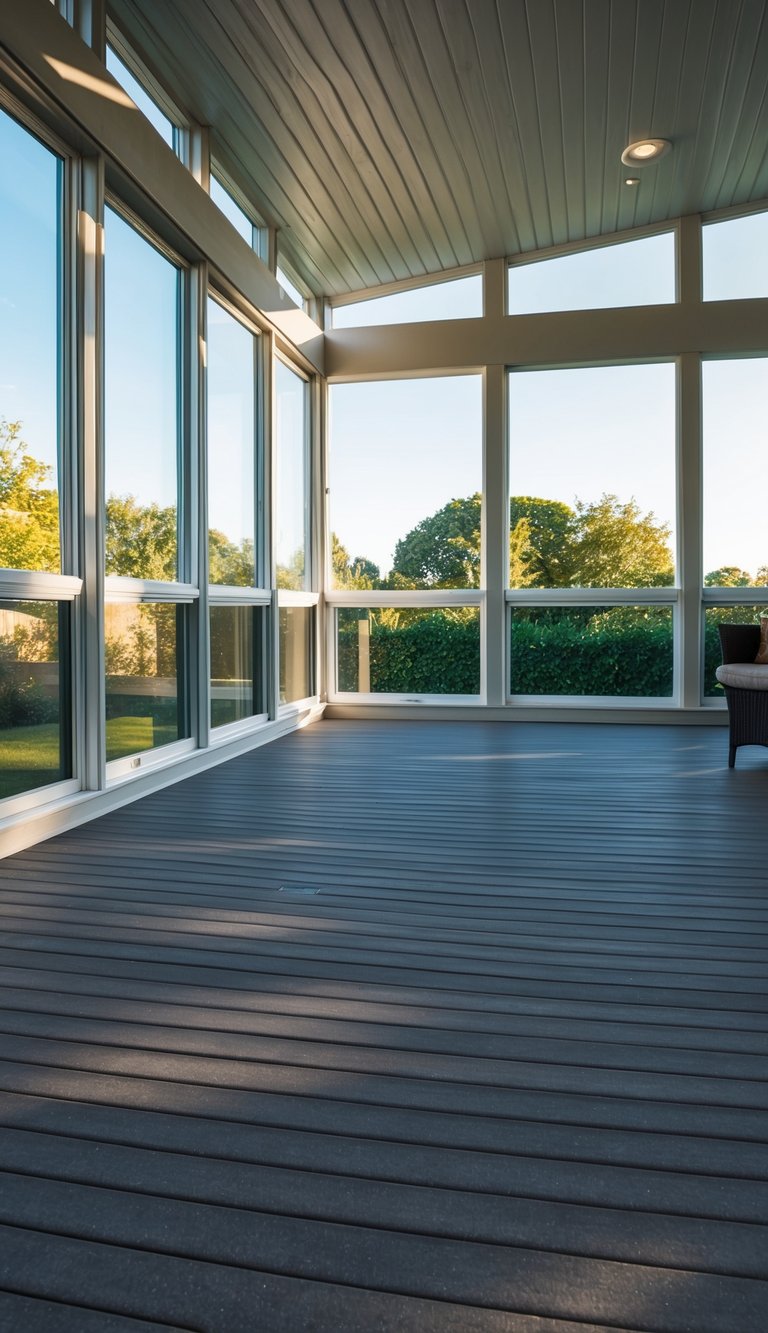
[77, 156, 106, 790]
[191, 262, 210, 751]
[482, 343, 507, 704]
[265, 331, 280, 718]
[678, 352, 703, 708]
[676, 214, 704, 709]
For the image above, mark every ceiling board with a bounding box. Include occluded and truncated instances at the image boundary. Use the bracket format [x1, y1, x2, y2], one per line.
[108, 0, 768, 297]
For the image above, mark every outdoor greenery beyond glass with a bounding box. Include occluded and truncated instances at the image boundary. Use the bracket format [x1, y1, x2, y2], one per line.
[337, 607, 481, 695]
[332, 274, 483, 329]
[329, 376, 482, 590]
[105, 602, 186, 760]
[106, 46, 175, 147]
[279, 606, 313, 703]
[0, 109, 61, 575]
[0, 601, 69, 798]
[703, 606, 768, 698]
[274, 361, 308, 589]
[210, 605, 264, 727]
[508, 364, 676, 589]
[105, 207, 181, 580]
[507, 232, 675, 314]
[509, 606, 674, 697]
[702, 359, 768, 587]
[703, 211, 768, 301]
[207, 298, 256, 585]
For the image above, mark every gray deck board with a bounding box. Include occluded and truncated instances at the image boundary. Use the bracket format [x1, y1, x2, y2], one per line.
[0, 719, 767, 1330]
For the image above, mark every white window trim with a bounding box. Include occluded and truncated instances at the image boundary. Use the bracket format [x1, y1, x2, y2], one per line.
[328, 589, 483, 608]
[106, 735, 196, 783]
[0, 572, 82, 600]
[105, 577, 198, 604]
[506, 587, 679, 605]
[208, 585, 271, 606]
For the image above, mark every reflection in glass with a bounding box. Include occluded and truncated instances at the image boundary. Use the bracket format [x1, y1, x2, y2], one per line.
[105, 208, 180, 580]
[279, 606, 313, 703]
[507, 233, 675, 314]
[329, 376, 482, 590]
[332, 274, 482, 328]
[703, 606, 768, 698]
[510, 606, 673, 696]
[105, 602, 186, 760]
[508, 364, 676, 589]
[210, 605, 264, 727]
[0, 109, 61, 574]
[337, 607, 480, 695]
[703, 360, 768, 588]
[0, 601, 69, 799]
[703, 212, 768, 301]
[275, 361, 308, 589]
[207, 300, 256, 585]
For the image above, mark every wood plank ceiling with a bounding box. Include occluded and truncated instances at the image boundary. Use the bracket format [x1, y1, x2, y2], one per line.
[107, 0, 768, 296]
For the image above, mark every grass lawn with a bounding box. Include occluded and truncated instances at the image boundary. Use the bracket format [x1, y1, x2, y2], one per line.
[105, 715, 178, 762]
[0, 722, 63, 799]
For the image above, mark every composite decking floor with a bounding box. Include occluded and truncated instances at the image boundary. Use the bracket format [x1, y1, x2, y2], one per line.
[0, 719, 767, 1332]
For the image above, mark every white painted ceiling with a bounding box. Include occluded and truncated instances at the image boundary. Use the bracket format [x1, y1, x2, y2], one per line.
[108, 0, 768, 296]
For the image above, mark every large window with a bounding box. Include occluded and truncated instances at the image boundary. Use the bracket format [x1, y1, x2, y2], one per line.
[328, 376, 482, 591]
[105, 206, 181, 582]
[337, 607, 480, 697]
[702, 211, 768, 302]
[207, 298, 256, 587]
[105, 206, 187, 763]
[508, 232, 675, 314]
[274, 360, 309, 590]
[507, 364, 676, 700]
[210, 605, 266, 728]
[106, 45, 177, 149]
[332, 274, 482, 329]
[702, 359, 767, 587]
[0, 108, 62, 575]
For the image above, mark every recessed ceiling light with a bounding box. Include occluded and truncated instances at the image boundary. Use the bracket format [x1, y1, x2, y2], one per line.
[621, 138, 671, 166]
[624, 177, 640, 186]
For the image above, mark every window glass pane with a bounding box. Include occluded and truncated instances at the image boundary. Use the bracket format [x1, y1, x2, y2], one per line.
[508, 365, 676, 589]
[703, 359, 768, 587]
[210, 175, 253, 246]
[507, 233, 675, 314]
[279, 605, 313, 702]
[277, 265, 304, 308]
[106, 47, 175, 147]
[207, 299, 256, 585]
[510, 606, 673, 697]
[0, 110, 61, 574]
[332, 274, 482, 328]
[0, 600, 69, 798]
[329, 376, 482, 590]
[105, 208, 180, 580]
[337, 607, 480, 695]
[105, 602, 186, 760]
[275, 361, 308, 590]
[703, 212, 768, 301]
[210, 605, 265, 727]
[703, 606, 768, 697]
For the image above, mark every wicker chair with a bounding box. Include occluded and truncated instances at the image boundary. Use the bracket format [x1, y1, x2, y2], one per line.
[716, 624, 768, 767]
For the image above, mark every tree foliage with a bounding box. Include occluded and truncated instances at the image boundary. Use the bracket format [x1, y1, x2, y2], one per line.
[0, 419, 60, 573]
[331, 532, 380, 590]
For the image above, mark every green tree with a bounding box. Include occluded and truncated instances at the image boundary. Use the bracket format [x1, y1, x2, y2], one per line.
[331, 532, 380, 589]
[208, 530, 255, 585]
[568, 494, 674, 588]
[704, 566, 753, 587]
[391, 495, 482, 587]
[0, 419, 60, 572]
[106, 494, 177, 580]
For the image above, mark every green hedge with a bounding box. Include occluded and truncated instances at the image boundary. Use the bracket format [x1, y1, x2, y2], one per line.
[337, 607, 764, 697]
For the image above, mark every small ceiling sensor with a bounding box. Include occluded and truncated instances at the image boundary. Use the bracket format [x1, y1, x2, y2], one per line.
[621, 139, 671, 166]
[624, 177, 640, 186]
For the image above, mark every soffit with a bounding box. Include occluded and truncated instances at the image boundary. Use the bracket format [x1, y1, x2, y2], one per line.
[107, 0, 768, 297]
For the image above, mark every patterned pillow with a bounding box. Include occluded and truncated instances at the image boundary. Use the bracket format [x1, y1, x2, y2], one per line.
[756, 616, 768, 665]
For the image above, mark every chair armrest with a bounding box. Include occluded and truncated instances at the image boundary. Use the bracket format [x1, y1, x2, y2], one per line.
[718, 623, 761, 664]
